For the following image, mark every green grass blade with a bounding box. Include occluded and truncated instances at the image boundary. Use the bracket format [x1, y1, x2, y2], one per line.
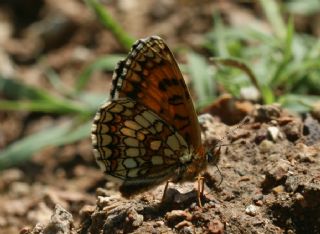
[0, 120, 91, 169]
[0, 100, 88, 114]
[211, 57, 261, 93]
[0, 77, 91, 114]
[84, 0, 135, 49]
[284, 16, 294, 60]
[187, 52, 215, 105]
[259, 0, 286, 38]
[46, 68, 74, 97]
[285, 0, 320, 15]
[212, 12, 229, 57]
[279, 94, 320, 112]
[0, 77, 56, 101]
[260, 85, 275, 104]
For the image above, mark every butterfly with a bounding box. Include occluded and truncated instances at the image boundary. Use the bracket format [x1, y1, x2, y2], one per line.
[91, 36, 218, 204]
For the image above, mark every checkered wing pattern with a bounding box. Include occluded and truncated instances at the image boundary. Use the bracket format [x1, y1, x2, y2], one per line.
[91, 36, 206, 196]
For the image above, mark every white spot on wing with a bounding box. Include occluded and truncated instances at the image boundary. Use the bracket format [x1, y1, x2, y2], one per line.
[125, 120, 142, 130]
[102, 148, 112, 157]
[110, 103, 124, 113]
[150, 140, 162, 151]
[123, 158, 138, 169]
[91, 134, 97, 145]
[124, 137, 139, 147]
[91, 124, 97, 133]
[142, 110, 157, 123]
[126, 148, 140, 157]
[100, 134, 112, 146]
[123, 99, 135, 108]
[164, 148, 174, 157]
[127, 168, 140, 178]
[167, 134, 180, 151]
[151, 155, 163, 165]
[93, 112, 101, 121]
[135, 115, 150, 128]
[155, 121, 163, 132]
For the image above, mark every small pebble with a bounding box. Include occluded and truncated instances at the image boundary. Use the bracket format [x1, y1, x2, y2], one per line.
[245, 204, 259, 216]
[127, 209, 143, 227]
[79, 205, 95, 219]
[295, 192, 304, 201]
[165, 210, 192, 227]
[175, 220, 193, 229]
[259, 140, 274, 153]
[271, 161, 290, 181]
[272, 185, 285, 194]
[154, 220, 164, 228]
[252, 194, 263, 202]
[267, 126, 280, 141]
[255, 200, 264, 206]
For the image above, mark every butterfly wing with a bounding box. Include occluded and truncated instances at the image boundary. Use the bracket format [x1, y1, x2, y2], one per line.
[91, 98, 190, 196]
[110, 36, 202, 152]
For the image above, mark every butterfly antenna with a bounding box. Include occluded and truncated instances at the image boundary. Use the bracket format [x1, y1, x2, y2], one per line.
[215, 164, 223, 186]
[215, 115, 250, 147]
[208, 116, 250, 188]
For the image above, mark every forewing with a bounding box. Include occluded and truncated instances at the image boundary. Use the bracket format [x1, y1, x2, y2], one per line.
[110, 36, 201, 152]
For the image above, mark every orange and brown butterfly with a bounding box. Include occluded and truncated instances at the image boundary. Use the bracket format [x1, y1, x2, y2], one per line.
[91, 36, 218, 202]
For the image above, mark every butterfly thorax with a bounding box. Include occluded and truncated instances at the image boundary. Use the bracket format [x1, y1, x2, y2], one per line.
[173, 146, 207, 182]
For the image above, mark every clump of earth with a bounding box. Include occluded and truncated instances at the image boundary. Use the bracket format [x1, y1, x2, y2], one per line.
[17, 98, 320, 234]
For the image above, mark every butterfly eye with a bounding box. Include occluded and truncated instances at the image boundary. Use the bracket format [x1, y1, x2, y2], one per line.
[206, 146, 221, 165]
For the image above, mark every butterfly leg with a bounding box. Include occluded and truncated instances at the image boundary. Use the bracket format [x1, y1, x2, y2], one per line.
[161, 180, 172, 203]
[196, 175, 205, 207]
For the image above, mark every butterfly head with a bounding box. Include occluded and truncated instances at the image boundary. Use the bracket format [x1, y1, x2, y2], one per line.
[205, 145, 221, 166]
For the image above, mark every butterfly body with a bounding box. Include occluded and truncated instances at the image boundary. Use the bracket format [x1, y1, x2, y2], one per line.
[91, 36, 210, 197]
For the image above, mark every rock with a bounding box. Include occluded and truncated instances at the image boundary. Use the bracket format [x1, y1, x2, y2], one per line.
[282, 121, 302, 142]
[272, 185, 285, 194]
[262, 160, 291, 191]
[174, 220, 193, 230]
[245, 204, 259, 216]
[27, 204, 74, 234]
[259, 139, 274, 153]
[165, 210, 192, 227]
[267, 160, 290, 181]
[267, 126, 281, 141]
[79, 205, 95, 220]
[253, 193, 264, 206]
[127, 208, 144, 227]
[295, 143, 319, 163]
[254, 104, 281, 122]
[207, 219, 224, 234]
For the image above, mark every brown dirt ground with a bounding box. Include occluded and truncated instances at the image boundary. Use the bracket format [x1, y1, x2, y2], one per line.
[1, 1, 320, 234]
